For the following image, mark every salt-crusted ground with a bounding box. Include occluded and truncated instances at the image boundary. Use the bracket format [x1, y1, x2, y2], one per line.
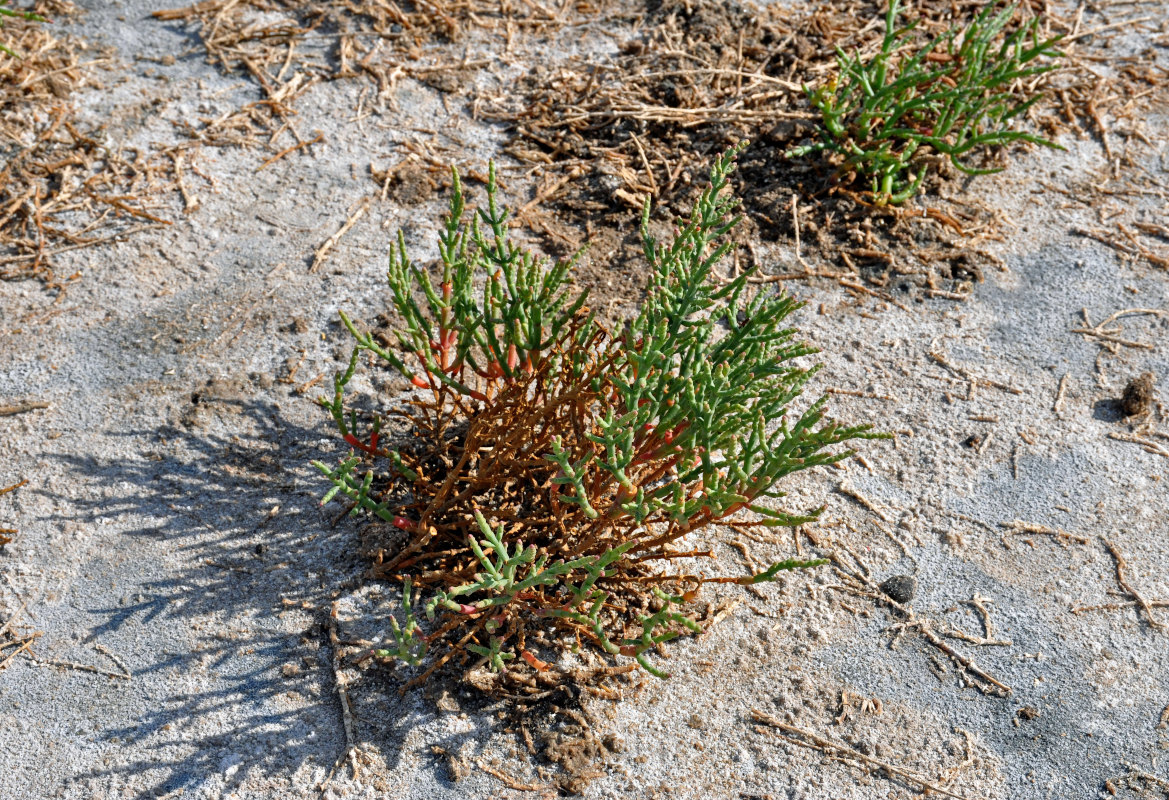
[2, 2, 1168, 799]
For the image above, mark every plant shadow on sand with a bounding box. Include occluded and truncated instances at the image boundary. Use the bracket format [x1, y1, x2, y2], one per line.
[41, 392, 514, 798]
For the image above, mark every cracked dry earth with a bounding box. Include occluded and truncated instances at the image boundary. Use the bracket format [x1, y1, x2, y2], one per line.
[2, 1, 1169, 799]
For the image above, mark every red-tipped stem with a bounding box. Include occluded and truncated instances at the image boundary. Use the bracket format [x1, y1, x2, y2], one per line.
[343, 433, 381, 455]
[520, 650, 550, 671]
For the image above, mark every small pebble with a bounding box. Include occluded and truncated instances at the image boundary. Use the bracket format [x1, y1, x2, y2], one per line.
[879, 575, 917, 604]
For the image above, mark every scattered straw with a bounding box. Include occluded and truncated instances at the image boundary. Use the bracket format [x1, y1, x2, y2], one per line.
[1, 2, 180, 291]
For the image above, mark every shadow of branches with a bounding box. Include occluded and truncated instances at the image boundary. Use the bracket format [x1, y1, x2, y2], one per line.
[38, 389, 500, 798]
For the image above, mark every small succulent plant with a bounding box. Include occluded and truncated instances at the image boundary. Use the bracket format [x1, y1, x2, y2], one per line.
[316, 143, 884, 682]
[787, 0, 1063, 204]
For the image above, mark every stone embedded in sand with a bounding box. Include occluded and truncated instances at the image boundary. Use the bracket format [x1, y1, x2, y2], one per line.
[1120, 371, 1156, 417]
[879, 574, 917, 604]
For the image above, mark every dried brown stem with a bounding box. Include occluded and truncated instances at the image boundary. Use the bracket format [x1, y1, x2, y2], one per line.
[1101, 537, 1163, 631]
[749, 710, 977, 800]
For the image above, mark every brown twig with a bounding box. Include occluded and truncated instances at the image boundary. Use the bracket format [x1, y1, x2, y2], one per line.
[0, 599, 29, 639]
[837, 480, 893, 523]
[749, 710, 978, 800]
[943, 593, 1012, 647]
[0, 636, 39, 671]
[828, 549, 1011, 696]
[257, 130, 325, 171]
[1100, 537, 1163, 631]
[170, 150, 200, 213]
[320, 606, 361, 789]
[27, 656, 131, 680]
[928, 350, 1022, 395]
[93, 643, 133, 678]
[698, 598, 742, 640]
[0, 402, 49, 417]
[1108, 432, 1169, 460]
[897, 620, 1013, 695]
[0, 480, 28, 500]
[1053, 374, 1069, 416]
[838, 278, 913, 314]
[311, 197, 370, 272]
[294, 370, 326, 395]
[999, 520, 1090, 546]
[1074, 226, 1169, 269]
[476, 761, 549, 791]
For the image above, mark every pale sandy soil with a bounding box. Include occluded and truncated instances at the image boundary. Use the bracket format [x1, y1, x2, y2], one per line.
[1, 2, 1168, 799]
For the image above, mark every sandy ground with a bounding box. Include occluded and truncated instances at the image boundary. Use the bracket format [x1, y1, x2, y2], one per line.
[2, 2, 1168, 799]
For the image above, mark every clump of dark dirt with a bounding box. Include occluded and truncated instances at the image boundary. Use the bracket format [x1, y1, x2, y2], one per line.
[879, 574, 917, 604]
[151, 0, 614, 156]
[1120, 371, 1155, 417]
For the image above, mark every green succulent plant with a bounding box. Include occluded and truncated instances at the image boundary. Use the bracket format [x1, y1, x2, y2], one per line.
[316, 143, 884, 681]
[788, 0, 1063, 204]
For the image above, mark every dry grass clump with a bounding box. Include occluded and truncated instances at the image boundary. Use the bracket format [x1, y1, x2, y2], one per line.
[151, 0, 607, 156]
[1027, 5, 1169, 272]
[483, 0, 1164, 294]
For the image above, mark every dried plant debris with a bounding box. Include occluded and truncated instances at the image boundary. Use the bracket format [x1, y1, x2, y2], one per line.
[0, 0, 46, 58]
[0, 478, 25, 546]
[151, 0, 615, 158]
[828, 544, 1012, 697]
[750, 710, 988, 800]
[0, 599, 42, 673]
[482, 0, 1039, 294]
[1073, 536, 1167, 631]
[484, 0, 1164, 295]
[1, 1, 177, 290]
[1028, 4, 1169, 272]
